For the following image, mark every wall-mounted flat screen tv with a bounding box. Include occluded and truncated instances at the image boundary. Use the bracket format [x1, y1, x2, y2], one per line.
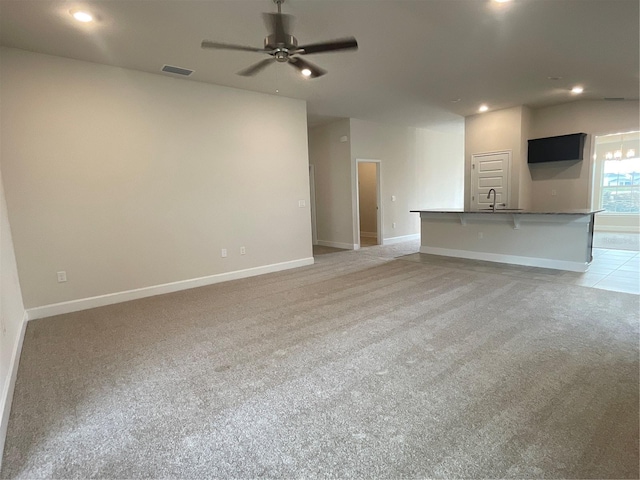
[527, 133, 587, 164]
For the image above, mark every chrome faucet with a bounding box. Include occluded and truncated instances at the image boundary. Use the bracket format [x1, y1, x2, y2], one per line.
[487, 188, 497, 212]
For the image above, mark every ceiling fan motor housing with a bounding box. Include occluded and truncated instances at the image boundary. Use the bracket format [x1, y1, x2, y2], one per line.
[265, 34, 297, 51]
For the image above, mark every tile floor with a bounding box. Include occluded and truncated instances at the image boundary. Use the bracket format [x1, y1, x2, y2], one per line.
[588, 247, 640, 294]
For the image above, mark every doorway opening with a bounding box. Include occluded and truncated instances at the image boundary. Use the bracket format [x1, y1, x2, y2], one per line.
[356, 160, 381, 248]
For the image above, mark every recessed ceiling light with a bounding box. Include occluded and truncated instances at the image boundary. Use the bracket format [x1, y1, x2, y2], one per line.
[71, 10, 93, 22]
[494, 0, 512, 3]
[571, 86, 584, 94]
[479, 104, 489, 112]
[301, 68, 312, 77]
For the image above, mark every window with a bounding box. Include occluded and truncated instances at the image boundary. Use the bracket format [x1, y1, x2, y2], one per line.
[593, 131, 640, 214]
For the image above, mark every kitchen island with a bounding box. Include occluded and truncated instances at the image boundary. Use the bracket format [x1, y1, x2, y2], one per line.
[410, 209, 603, 272]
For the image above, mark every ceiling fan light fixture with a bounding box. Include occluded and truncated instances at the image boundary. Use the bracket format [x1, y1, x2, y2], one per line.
[274, 50, 288, 62]
[301, 68, 312, 77]
[71, 10, 93, 22]
[479, 104, 489, 113]
[571, 86, 584, 94]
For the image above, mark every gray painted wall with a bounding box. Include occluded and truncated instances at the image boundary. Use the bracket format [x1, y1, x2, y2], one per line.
[465, 100, 640, 222]
[309, 117, 465, 247]
[530, 100, 640, 212]
[307, 119, 354, 248]
[0, 48, 312, 308]
[465, 106, 529, 210]
[0, 171, 25, 471]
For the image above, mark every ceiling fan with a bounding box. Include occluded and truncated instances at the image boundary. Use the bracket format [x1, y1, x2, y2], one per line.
[201, 0, 358, 78]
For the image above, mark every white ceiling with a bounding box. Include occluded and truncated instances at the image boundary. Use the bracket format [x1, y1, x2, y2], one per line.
[1, 0, 638, 130]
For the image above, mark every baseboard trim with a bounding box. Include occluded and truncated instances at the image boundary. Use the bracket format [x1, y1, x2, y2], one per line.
[383, 234, 420, 245]
[594, 226, 640, 233]
[419, 246, 589, 272]
[26, 257, 315, 320]
[360, 232, 377, 238]
[0, 311, 28, 471]
[316, 240, 356, 250]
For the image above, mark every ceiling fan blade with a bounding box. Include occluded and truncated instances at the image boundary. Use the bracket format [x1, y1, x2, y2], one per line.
[289, 57, 327, 78]
[262, 13, 293, 44]
[201, 40, 265, 53]
[237, 58, 275, 76]
[297, 37, 358, 55]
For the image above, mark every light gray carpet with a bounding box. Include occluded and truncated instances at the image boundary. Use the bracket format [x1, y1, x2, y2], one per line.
[312, 245, 347, 256]
[2, 243, 639, 479]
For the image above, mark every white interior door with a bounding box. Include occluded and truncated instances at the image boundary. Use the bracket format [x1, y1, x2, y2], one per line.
[470, 151, 511, 210]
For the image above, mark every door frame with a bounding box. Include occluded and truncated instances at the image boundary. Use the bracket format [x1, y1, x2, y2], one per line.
[353, 158, 382, 249]
[309, 164, 318, 245]
[470, 150, 512, 211]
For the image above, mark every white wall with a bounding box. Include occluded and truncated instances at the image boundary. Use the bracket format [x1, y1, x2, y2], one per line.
[0, 169, 26, 470]
[307, 119, 354, 248]
[530, 100, 640, 212]
[0, 48, 312, 310]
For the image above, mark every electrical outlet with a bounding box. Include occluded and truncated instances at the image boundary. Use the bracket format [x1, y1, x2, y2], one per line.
[551, 189, 557, 196]
[391, 195, 396, 202]
[240, 246, 246, 255]
[392, 222, 396, 228]
[221, 249, 227, 258]
[57, 271, 67, 283]
[298, 200, 306, 208]
[478, 232, 484, 239]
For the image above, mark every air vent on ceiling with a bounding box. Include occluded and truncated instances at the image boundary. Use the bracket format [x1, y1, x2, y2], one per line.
[161, 65, 194, 76]
[604, 97, 625, 101]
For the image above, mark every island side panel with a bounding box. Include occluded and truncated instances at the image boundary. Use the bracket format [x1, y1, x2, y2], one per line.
[418, 212, 592, 272]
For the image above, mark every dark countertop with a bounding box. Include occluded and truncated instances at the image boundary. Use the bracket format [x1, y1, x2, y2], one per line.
[411, 209, 604, 215]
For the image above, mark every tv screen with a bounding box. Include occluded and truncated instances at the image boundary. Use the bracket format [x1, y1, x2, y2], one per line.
[528, 133, 587, 164]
